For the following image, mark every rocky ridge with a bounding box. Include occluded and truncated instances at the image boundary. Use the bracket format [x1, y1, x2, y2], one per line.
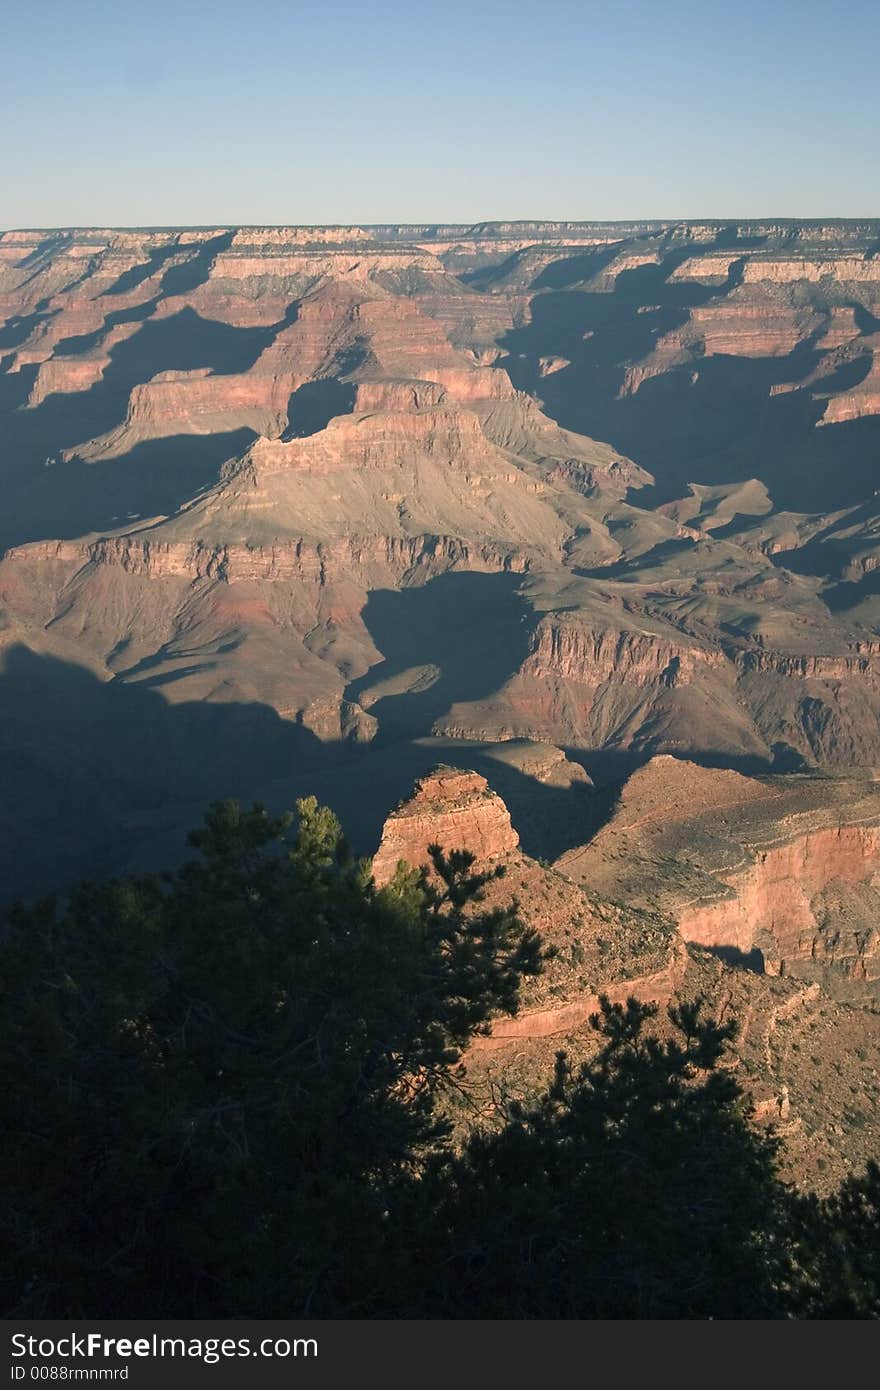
[4, 222, 880, 909]
[373, 764, 880, 1192]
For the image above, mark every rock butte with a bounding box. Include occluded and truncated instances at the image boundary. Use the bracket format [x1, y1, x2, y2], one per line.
[372, 768, 519, 885]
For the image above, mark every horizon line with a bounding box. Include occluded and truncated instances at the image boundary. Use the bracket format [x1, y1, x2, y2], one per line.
[5, 215, 880, 236]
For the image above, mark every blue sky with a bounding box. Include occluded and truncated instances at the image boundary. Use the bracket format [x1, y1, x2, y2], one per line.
[2, 0, 878, 227]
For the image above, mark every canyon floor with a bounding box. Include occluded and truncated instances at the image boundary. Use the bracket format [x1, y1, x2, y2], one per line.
[2, 220, 880, 1183]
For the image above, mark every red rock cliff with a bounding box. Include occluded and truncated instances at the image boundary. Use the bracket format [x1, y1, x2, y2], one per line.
[371, 769, 519, 885]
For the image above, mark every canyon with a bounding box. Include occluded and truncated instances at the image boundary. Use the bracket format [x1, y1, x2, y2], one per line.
[3, 220, 880, 1181]
[4, 220, 880, 787]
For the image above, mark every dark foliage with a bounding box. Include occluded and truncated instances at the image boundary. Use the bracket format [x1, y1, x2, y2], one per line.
[1, 798, 877, 1318]
[788, 1161, 880, 1318]
[404, 999, 789, 1318]
[0, 798, 540, 1316]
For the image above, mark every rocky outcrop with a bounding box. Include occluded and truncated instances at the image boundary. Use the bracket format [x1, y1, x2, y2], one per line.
[371, 768, 519, 885]
[819, 350, 880, 424]
[558, 757, 880, 998]
[734, 648, 880, 680]
[3, 532, 531, 587]
[352, 379, 448, 413]
[522, 618, 725, 688]
[371, 765, 684, 1047]
[76, 371, 292, 456]
[248, 402, 504, 475]
[365, 761, 880, 1191]
[678, 824, 880, 983]
[471, 939, 687, 1051]
[740, 256, 880, 284]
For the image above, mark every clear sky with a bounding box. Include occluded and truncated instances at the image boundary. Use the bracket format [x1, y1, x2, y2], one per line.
[2, 0, 878, 228]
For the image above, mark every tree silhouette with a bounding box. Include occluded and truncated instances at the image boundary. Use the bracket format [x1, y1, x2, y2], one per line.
[1, 798, 877, 1319]
[402, 997, 791, 1318]
[0, 798, 540, 1316]
[788, 1161, 880, 1318]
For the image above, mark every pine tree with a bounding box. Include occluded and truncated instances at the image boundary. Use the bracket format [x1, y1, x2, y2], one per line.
[406, 997, 791, 1318]
[0, 798, 540, 1317]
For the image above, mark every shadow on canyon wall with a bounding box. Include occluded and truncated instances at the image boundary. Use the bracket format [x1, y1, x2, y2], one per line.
[823, 565, 880, 613]
[0, 637, 599, 910]
[499, 249, 880, 515]
[283, 378, 357, 438]
[0, 292, 299, 550]
[1, 541, 802, 909]
[704, 944, 766, 974]
[0, 643, 801, 912]
[0, 429, 256, 550]
[345, 572, 535, 742]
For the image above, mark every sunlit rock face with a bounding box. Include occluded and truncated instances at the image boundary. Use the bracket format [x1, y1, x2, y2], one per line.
[557, 756, 880, 997]
[371, 767, 520, 885]
[4, 218, 880, 887]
